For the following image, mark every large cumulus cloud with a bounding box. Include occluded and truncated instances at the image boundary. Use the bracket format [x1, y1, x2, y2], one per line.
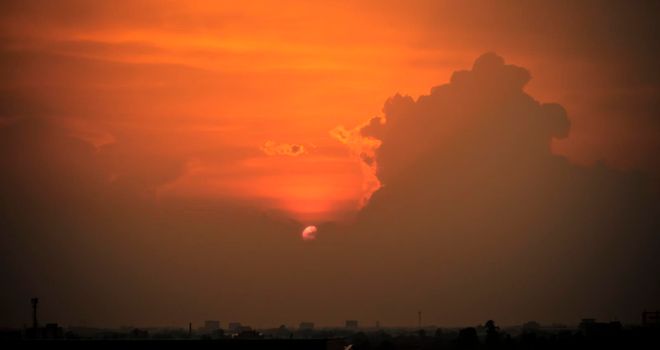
[362, 53, 570, 186]
[325, 53, 660, 324]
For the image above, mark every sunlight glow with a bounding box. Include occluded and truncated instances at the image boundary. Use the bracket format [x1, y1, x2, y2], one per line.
[301, 225, 318, 241]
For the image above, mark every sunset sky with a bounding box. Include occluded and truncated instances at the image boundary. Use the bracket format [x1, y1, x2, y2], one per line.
[1, 1, 659, 328]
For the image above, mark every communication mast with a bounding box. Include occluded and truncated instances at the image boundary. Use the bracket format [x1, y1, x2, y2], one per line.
[31, 298, 39, 329]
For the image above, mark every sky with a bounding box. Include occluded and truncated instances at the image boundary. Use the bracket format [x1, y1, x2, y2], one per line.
[0, 0, 659, 328]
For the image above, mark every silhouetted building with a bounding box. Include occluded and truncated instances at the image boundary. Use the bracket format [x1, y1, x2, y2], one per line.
[26, 323, 64, 340]
[203, 320, 220, 332]
[130, 328, 149, 339]
[345, 320, 358, 329]
[0, 328, 22, 340]
[235, 329, 263, 339]
[299, 322, 314, 331]
[643, 310, 660, 327]
[274, 325, 292, 339]
[522, 321, 541, 332]
[44, 324, 63, 339]
[228, 322, 242, 333]
[579, 318, 622, 337]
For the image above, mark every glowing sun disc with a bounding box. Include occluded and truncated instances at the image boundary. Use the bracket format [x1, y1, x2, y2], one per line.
[302, 225, 318, 241]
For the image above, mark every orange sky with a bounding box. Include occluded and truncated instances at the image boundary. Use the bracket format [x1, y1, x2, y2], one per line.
[1, 0, 658, 223]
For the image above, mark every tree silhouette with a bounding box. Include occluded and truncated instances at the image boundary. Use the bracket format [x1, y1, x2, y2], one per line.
[485, 320, 501, 347]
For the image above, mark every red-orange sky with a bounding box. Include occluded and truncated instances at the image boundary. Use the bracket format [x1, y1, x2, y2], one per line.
[1, 1, 659, 328]
[2, 0, 658, 223]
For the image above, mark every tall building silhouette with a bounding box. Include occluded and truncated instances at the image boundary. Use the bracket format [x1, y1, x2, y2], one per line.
[31, 298, 38, 329]
[643, 311, 660, 327]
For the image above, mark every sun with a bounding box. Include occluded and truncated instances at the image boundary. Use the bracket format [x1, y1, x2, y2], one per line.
[301, 225, 318, 241]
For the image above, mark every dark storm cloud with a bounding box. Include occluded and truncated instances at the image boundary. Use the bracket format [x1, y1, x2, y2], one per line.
[361, 53, 572, 185]
[329, 53, 660, 324]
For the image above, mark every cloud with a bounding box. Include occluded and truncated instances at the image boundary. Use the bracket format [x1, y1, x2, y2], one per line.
[357, 53, 572, 187]
[261, 140, 307, 156]
[330, 123, 382, 207]
[328, 53, 660, 324]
